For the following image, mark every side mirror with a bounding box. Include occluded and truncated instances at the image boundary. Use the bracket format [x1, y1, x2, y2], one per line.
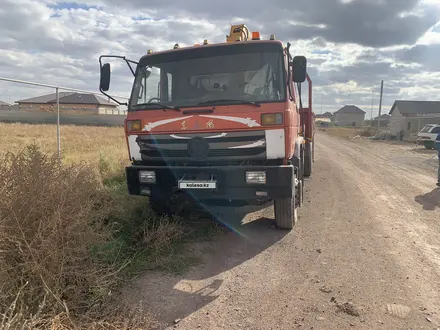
[141, 68, 151, 78]
[100, 63, 111, 91]
[292, 56, 307, 83]
[139, 66, 151, 78]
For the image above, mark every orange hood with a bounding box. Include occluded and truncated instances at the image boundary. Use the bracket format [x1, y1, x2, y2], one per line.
[125, 103, 289, 134]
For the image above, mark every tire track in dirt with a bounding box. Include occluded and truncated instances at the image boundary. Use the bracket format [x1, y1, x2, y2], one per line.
[121, 133, 440, 330]
[320, 134, 440, 317]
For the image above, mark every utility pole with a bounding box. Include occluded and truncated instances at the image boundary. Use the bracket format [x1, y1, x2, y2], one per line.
[370, 90, 374, 126]
[320, 94, 323, 114]
[377, 80, 384, 130]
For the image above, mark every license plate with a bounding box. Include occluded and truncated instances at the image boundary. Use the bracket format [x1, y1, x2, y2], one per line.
[178, 180, 217, 189]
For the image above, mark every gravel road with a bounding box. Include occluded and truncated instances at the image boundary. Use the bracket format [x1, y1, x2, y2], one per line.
[125, 132, 440, 330]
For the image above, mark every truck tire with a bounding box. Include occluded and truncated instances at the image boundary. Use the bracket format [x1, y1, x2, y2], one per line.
[304, 141, 313, 177]
[299, 145, 305, 205]
[149, 197, 172, 217]
[274, 195, 298, 230]
[274, 171, 299, 230]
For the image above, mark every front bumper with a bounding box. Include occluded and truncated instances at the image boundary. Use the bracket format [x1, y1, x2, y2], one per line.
[125, 165, 294, 201]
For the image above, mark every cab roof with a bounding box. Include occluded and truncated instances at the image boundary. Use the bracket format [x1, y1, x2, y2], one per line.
[139, 39, 285, 63]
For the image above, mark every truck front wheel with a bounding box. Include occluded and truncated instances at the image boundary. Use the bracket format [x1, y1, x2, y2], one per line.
[274, 173, 299, 230]
[149, 187, 175, 217]
[274, 195, 298, 230]
[304, 141, 313, 177]
[149, 197, 172, 217]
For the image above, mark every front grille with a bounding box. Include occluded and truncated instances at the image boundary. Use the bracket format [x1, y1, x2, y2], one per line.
[141, 147, 265, 158]
[136, 130, 267, 162]
[138, 134, 264, 145]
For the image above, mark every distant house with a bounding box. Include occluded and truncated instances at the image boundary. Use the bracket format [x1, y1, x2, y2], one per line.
[315, 112, 333, 126]
[315, 117, 331, 123]
[315, 112, 334, 120]
[0, 100, 10, 106]
[371, 114, 391, 128]
[389, 100, 440, 141]
[16, 92, 120, 115]
[375, 114, 391, 121]
[334, 105, 366, 127]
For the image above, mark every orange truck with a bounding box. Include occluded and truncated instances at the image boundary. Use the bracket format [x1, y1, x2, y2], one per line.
[99, 24, 314, 230]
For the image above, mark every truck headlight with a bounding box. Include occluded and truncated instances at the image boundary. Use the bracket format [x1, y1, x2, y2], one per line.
[246, 171, 266, 184]
[127, 120, 142, 132]
[139, 171, 156, 183]
[261, 113, 283, 125]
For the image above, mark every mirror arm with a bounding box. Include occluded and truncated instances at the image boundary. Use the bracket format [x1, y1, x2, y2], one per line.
[99, 86, 127, 106]
[125, 59, 138, 76]
[99, 55, 138, 76]
[99, 55, 134, 106]
[286, 42, 294, 100]
[286, 42, 293, 62]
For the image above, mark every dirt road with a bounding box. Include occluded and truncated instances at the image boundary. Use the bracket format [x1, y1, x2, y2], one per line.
[124, 133, 440, 330]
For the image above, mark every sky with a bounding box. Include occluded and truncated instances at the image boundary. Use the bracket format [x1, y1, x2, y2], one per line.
[0, 0, 440, 117]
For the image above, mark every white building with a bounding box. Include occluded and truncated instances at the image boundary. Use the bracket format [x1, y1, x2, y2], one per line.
[389, 101, 440, 141]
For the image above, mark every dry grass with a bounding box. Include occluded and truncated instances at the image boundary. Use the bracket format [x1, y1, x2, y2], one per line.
[0, 145, 110, 327]
[0, 144, 188, 329]
[318, 126, 379, 139]
[0, 122, 128, 173]
[318, 127, 359, 138]
[0, 123, 219, 329]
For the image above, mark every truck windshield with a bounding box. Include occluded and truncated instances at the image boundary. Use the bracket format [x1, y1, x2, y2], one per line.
[129, 43, 286, 110]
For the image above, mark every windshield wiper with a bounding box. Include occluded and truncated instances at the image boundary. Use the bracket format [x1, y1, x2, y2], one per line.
[197, 99, 261, 107]
[132, 103, 180, 111]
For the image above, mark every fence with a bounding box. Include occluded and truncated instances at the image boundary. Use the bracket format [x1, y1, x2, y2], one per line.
[0, 104, 128, 116]
[0, 109, 125, 126]
[0, 76, 130, 163]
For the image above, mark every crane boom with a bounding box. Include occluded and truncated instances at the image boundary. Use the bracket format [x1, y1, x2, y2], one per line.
[226, 24, 250, 42]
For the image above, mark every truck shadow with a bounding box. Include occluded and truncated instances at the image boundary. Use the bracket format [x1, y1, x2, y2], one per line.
[122, 202, 289, 327]
[415, 188, 440, 211]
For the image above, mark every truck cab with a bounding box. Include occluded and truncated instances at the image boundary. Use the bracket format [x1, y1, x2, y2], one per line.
[99, 25, 313, 230]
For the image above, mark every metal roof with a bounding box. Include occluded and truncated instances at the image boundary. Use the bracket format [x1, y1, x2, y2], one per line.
[334, 105, 366, 114]
[0, 100, 10, 106]
[315, 112, 334, 118]
[16, 92, 75, 104]
[389, 100, 440, 115]
[374, 114, 391, 120]
[48, 93, 116, 106]
[16, 92, 117, 106]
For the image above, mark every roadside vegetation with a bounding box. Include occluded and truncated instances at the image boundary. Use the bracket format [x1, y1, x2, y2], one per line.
[317, 126, 379, 139]
[0, 123, 222, 329]
[0, 122, 128, 169]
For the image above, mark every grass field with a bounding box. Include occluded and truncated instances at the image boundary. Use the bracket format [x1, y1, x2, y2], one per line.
[0, 122, 128, 172]
[0, 122, 220, 329]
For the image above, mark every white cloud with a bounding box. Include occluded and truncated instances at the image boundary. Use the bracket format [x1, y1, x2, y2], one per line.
[0, 0, 439, 117]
